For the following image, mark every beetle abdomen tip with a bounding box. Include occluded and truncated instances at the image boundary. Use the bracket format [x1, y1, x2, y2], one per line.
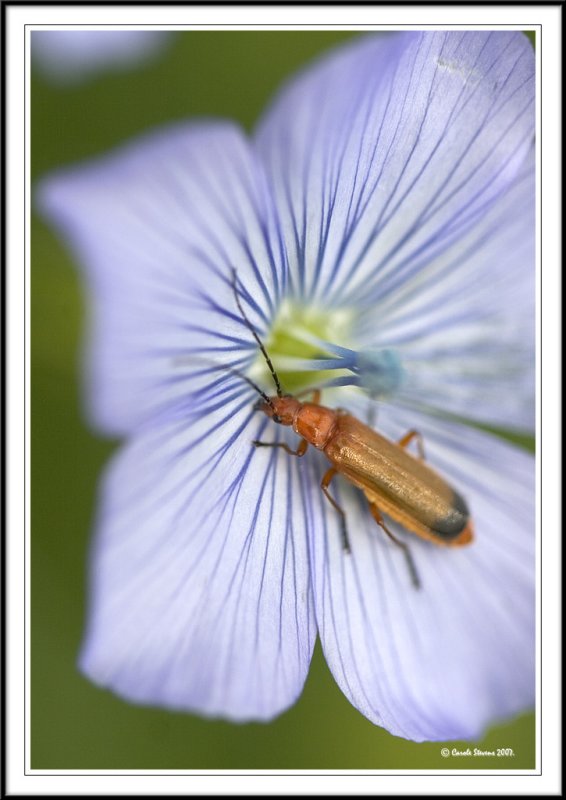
[431, 490, 472, 543]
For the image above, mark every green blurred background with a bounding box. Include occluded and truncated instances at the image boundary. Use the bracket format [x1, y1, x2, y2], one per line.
[32, 31, 535, 770]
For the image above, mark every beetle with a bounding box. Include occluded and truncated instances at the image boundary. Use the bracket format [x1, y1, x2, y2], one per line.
[231, 271, 474, 589]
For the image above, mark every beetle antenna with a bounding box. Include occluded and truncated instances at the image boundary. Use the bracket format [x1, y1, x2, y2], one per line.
[232, 268, 283, 397]
[173, 353, 277, 412]
[223, 362, 277, 410]
[227, 366, 277, 411]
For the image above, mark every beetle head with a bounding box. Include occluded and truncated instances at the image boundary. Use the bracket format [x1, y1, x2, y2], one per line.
[255, 394, 300, 426]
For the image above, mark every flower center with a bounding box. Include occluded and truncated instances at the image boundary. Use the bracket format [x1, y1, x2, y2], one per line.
[248, 299, 405, 400]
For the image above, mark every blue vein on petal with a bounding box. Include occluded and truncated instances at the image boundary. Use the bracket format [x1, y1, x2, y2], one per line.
[317, 33, 433, 300]
[186, 429, 289, 706]
[222, 445, 280, 707]
[212, 133, 285, 301]
[144, 410, 271, 628]
[333, 480, 408, 732]
[124, 156, 279, 324]
[148, 424, 265, 701]
[112, 393, 257, 552]
[356, 164, 532, 331]
[155, 141, 277, 318]
[343, 125, 533, 314]
[344, 116, 531, 308]
[311, 456, 362, 716]
[303, 33, 533, 309]
[328, 34, 476, 292]
[350, 488, 441, 736]
[309, 46, 379, 300]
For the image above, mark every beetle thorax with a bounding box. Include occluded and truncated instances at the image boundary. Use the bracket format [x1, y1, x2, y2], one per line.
[294, 403, 337, 449]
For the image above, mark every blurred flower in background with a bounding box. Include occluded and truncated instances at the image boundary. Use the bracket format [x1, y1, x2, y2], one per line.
[32, 29, 174, 84]
[38, 31, 535, 742]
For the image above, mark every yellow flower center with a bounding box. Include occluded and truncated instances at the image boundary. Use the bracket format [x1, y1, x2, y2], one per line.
[248, 299, 356, 395]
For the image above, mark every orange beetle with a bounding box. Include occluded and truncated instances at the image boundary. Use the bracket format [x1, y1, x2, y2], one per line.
[233, 271, 473, 588]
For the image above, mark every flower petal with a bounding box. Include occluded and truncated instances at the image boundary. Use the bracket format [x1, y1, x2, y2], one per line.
[306, 406, 534, 741]
[255, 32, 535, 429]
[374, 148, 535, 431]
[80, 389, 316, 720]
[32, 30, 173, 84]
[37, 121, 286, 435]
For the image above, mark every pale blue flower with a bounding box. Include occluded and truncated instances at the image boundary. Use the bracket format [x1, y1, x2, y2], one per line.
[32, 30, 173, 84]
[38, 32, 535, 742]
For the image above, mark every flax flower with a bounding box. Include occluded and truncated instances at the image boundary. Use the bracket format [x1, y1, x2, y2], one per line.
[38, 31, 535, 742]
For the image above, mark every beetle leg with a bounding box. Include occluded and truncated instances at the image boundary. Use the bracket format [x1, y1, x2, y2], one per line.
[397, 429, 426, 461]
[297, 386, 344, 413]
[321, 467, 351, 553]
[368, 503, 421, 589]
[252, 438, 309, 457]
[296, 387, 321, 404]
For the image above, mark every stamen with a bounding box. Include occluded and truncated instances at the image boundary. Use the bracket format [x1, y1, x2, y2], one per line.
[270, 345, 405, 397]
